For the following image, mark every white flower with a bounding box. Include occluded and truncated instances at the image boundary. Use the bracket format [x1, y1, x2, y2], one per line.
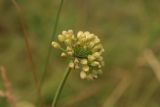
[51, 30, 104, 80]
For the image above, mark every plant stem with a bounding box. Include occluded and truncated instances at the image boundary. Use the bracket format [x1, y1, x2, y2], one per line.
[51, 67, 72, 107]
[0, 66, 16, 107]
[40, 0, 64, 86]
[11, 0, 44, 107]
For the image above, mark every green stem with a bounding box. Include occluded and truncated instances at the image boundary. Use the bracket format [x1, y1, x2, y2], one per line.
[40, 0, 64, 87]
[51, 67, 72, 107]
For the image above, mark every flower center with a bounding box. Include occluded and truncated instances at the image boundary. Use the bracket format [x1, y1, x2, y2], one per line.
[73, 47, 92, 58]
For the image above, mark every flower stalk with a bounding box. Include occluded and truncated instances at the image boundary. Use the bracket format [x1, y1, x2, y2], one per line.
[51, 67, 72, 107]
[41, 0, 64, 87]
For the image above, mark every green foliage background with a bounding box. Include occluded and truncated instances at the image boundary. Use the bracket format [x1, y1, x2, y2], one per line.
[0, 0, 160, 107]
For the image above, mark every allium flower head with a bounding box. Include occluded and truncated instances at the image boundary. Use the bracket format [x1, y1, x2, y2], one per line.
[52, 30, 104, 80]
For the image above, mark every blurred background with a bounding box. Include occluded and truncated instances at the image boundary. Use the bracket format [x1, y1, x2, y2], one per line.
[0, 0, 160, 107]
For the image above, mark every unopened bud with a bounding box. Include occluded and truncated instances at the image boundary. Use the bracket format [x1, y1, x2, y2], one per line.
[82, 65, 89, 72]
[88, 55, 96, 62]
[61, 52, 67, 57]
[58, 34, 65, 42]
[91, 61, 100, 66]
[67, 51, 73, 56]
[69, 62, 74, 68]
[51, 42, 61, 48]
[80, 71, 87, 79]
[80, 59, 88, 65]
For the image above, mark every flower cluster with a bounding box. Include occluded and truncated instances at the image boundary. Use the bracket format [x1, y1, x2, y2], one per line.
[52, 30, 104, 80]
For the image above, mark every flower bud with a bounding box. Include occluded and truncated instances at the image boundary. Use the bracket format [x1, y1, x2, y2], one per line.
[80, 59, 88, 65]
[75, 64, 80, 69]
[51, 42, 61, 48]
[77, 31, 83, 38]
[61, 52, 67, 57]
[80, 71, 87, 79]
[69, 61, 74, 68]
[64, 39, 72, 45]
[67, 51, 73, 56]
[93, 52, 101, 58]
[97, 70, 103, 74]
[98, 56, 103, 61]
[88, 42, 95, 48]
[62, 30, 67, 35]
[91, 61, 100, 67]
[74, 58, 79, 64]
[87, 34, 94, 40]
[68, 29, 73, 34]
[84, 31, 90, 36]
[65, 34, 72, 39]
[92, 44, 103, 52]
[82, 65, 89, 72]
[58, 34, 65, 42]
[88, 55, 96, 62]
[66, 46, 72, 51]
[94, 37, 100, 44]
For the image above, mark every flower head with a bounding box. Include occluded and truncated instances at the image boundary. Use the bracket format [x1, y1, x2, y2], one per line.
[51, 30, 104, 80]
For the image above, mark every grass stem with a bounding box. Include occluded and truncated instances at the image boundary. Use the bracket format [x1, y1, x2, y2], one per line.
[0, 66, 16, 107]
[11, 0, 44, 107]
